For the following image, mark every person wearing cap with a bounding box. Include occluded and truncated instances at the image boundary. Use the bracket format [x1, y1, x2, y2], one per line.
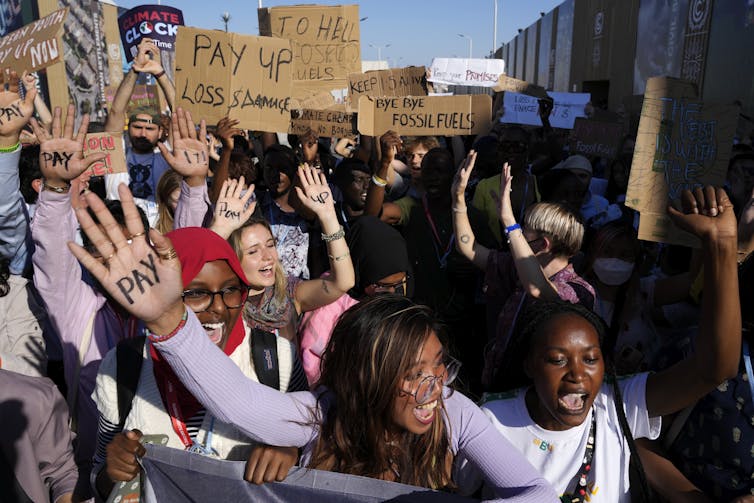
[550, 154, 622, 230]
[104, 38, 177, 226]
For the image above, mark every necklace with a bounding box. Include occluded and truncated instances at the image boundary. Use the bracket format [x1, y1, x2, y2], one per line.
[560, 409, 596, 503]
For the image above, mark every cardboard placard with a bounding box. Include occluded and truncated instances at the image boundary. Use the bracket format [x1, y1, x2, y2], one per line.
[625, 76, 738, 246]
[500, 91, 590, 129]
[84, 133, 126, 176]
[357, 94, 491, 136]
[290, 107, 356, 139]
[127, 84, 160, 115]
[258, 4, 360, 81]
[493, 74, 548, 99]
[0, 8, 67, 73]
[118, 5, 184, 62]
[348, 66, 426, 104]
[174, 27, 293, 132]
[427, 58, 505, 88]
[569, 118, 624, 159]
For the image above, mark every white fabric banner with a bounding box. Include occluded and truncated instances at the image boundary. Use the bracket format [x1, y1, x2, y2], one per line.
[500, 91, 591, 129]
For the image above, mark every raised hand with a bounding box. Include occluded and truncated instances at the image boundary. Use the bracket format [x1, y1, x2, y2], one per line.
[667, 186, 737, 242]
[494, 162, 516, 226]
[379, 130, 401, 164]
[0, 69, 36, 143]
[105, 430, 146, 482]
[211, 177, 256, 239]
[158, 108, 209, 181]
[452, 150, 476, 203]
[295, 163, 335, 222]
[244, 444, 298, 484]
[131, 38, 163, 75]
[215, 116, 242, 150]
[68, 184, 185, 334]
[31, 104, 106, 186]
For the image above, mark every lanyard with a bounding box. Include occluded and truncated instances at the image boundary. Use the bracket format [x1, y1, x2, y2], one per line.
[422, 195, 455, 268]
[164, 380, 194, 449]
[560, 409, 596, 503]
[743, 340, 754, 404]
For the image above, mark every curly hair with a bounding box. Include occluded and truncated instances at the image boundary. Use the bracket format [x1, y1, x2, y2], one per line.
[308, 295, 454, 489]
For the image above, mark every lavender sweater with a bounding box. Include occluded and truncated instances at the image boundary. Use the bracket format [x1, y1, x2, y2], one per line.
[155, 310, 558, 501]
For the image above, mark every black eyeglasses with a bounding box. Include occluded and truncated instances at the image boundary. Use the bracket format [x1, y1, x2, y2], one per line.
[498, 141, 528, 154]
[182, 286, 246, 313]
[369, 275, 409, 296]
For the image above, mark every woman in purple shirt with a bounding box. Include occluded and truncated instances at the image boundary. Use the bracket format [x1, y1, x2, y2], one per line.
[67, 181, 558, 500]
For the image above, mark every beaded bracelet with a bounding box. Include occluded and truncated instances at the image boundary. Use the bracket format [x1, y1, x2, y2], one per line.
[146, 307, 188, 343]
[321, 226, 345, 243]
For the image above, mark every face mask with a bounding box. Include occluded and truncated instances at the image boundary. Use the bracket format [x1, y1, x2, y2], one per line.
[593, 258, 634, 286]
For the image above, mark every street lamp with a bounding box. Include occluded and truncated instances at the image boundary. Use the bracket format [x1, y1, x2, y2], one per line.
[369, 43, 390, 62]
[221, 12, 231, 32]
[458, 34, 472, 59]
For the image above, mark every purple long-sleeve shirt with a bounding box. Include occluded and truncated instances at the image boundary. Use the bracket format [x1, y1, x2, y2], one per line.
[155, 310, 558, 501]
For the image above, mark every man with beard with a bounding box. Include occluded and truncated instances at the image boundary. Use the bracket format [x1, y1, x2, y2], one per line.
[105, 38, 176, 225]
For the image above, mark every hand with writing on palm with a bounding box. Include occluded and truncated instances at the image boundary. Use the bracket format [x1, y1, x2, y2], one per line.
[158, 108, 209, 180]
[0, 69, 36, 144]
[131, 38, 164, 75]
[211, 177, 257, 239]
[69, 184, 186, 334]
[295, 164, 335, 222]
[30, 104, 106, 185]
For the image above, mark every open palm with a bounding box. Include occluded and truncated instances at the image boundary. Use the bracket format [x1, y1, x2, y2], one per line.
[158, 108, 208, 179]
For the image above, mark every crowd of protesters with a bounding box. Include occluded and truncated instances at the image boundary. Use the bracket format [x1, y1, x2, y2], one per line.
[1, 37, 753, 503]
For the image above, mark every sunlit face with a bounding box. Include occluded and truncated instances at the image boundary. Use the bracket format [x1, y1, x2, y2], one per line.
[128, 114, 161, 153]
[390, 332, 445, 436]
[343, 170, 370, 211]
[524, 314, 604, 431]
[239, 224, 279, 294]
[186, 260, 244, 350]
[407, 145, 429, 181]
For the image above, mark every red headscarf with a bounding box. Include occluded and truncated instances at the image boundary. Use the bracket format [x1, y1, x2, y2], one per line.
[150, 227, 249, 427]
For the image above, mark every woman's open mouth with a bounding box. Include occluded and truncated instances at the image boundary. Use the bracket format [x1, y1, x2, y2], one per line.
[413, 399, 438, 425]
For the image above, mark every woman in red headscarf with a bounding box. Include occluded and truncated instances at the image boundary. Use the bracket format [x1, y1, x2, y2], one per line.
[91, 227, 299, 499]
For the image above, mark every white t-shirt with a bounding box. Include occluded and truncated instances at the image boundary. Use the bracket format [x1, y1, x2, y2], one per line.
[481, 373, 660, 502]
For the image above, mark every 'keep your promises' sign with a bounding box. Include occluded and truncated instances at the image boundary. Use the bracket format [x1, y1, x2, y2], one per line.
[357, 94, 491, 136]
[175, 27, 293, 132]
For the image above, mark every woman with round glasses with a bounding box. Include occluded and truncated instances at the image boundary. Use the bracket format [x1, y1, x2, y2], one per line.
[70, 188, 557, 499]
[90, 227, 301, 498]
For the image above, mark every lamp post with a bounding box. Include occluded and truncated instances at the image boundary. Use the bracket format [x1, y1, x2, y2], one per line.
[369, 43, 390, 63]
[221, 12, 231, 32]
[458, 34, 473, 59]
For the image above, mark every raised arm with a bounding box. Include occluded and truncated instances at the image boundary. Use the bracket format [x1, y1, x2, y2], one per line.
[496, 163, 559, 300]
[208, 117, 242, 204]
[646, 187, 740, 417]
[452, 150, 490, 269]
[210, 176, 257, 239]
[293, 165, 355, 312]
[364, 130, 403, 224]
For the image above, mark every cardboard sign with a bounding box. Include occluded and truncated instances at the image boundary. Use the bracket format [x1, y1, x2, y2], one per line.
[625, 77, 738, 246]
[493, 74, 548, 99]
[348, 66, 426, 104]
[500, 91, 590, 129]
[0, 8, 67, 73]
[84, 133, 126, 176]
[290, 107, 356, 139]
[175, 27, 293, 132]
[357, 94, 491, 136]
[258, 4, 360, 81]
[127, 84, 160, 115]
[427, 58, 505, 88]
[569, 118, 624, 159]
[118, 5, 184, 62]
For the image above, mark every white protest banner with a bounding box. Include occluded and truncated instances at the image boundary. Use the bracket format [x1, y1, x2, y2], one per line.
[427, 58, 505, 88]
[175, 27, 293, 132]
[500, 91, 590, 129]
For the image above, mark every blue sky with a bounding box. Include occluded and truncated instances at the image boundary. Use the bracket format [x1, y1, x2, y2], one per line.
[113, 0, 563, 68]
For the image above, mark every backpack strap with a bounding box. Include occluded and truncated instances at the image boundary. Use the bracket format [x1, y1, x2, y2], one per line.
[116, 336, 147, 426]
[251, 328, 280, 390]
